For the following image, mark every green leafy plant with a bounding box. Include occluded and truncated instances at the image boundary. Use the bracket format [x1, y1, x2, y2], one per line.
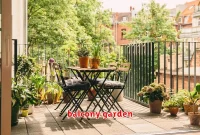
[137, 83, 168, 102]
[173, 89, 188, 109]
[16, 55, 38, 82]
[91, 44, 102, 59]
[76, 46, 90, 57]
[29, 74, 46, 103]
[12, 83, 38, 108]
[44, 82, 63, 103]
[163, 97, 179, 108]
[183, 83, 200, 114]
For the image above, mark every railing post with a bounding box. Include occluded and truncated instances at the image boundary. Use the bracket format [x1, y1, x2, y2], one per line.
[152, 42, 154, 83]
[12, 39, 18, 80]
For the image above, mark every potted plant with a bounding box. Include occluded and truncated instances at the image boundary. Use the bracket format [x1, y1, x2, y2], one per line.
[163, 97, 179, 116]
[173, 90, 187, 111]
[21, 104, 29, 117]
[45, 82, 62, 104]
[183, 88, 200, 115]
[137, 83, 168, 114]
[12, 83, 38, 125]
[88, 87, 97, 101]
[187, 83, 200, 125]
[90, 43, 102, 69]
[29, 74, 46, 105]
[77, 46, 90, 68]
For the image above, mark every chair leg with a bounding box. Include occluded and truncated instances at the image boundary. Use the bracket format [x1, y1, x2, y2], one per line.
[108, 89, 124, 112]
[60, 91, 79, 116]
[55, 92, 68, 110]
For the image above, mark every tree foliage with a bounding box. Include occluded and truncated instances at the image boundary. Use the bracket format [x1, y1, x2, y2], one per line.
[126, 0, 177, 42]
[28, 0, 114, 47]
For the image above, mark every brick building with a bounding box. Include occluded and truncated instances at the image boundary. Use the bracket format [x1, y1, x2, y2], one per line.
[111, 7, 136, 45]
[179, 0, 200, 42]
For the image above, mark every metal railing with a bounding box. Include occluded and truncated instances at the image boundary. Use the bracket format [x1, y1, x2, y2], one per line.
[123, 42, 200, 105]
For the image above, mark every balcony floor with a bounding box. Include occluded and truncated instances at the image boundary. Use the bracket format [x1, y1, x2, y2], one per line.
[12, 98, 200, 135]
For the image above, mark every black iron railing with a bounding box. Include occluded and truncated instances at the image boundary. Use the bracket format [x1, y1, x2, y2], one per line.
[13, 41, 200, 105]
[123, 42, 200, 105]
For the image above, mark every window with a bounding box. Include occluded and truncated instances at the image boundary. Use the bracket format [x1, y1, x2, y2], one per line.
[121, 29, 126, 40]
[178, 17, 182, 23]
[189, 5, 194, 10]
[184, 16, 188, 24]
[122, 16, 127, 22]
[198, 18, 200, 26]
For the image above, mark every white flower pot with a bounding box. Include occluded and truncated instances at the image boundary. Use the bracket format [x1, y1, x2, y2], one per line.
[28, 105, 34, 115]
[112, 89, 124, 102]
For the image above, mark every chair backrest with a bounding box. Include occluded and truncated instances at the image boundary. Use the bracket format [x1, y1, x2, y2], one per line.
[118, 63, 131, 72]
[52, 63, 67, 87]
[116, 62, 131, 83]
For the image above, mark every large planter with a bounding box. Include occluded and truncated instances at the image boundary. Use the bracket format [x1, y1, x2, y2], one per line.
[79, 56, 89, 68]
[47, 93, 54, 104]
[112, 89, 124, 102]
[90, 58, 100, 69]
[149, 100, 162, 114]
[188, 112, 200, 125]
[169, 107, 179, 116]
[11, 104, 20, 126]
[50, 76, 55, 82]
[183, 104, 198, 115]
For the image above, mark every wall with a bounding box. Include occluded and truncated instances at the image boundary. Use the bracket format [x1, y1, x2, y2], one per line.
[112, 23, 131, 45]
[158, 73, 200, 93]
[12, 0, 27, 52]
[190, 49, 200, 67]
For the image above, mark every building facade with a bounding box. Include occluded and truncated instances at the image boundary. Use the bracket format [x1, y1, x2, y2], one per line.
[111, 6, 136, 45]
[179, 0, 200, 42]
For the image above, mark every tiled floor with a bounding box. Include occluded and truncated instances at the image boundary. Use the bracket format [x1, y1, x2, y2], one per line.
[11, 98, 200, 135]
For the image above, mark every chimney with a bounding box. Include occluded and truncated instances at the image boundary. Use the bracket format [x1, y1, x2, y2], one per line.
[115, 13, 119, 21]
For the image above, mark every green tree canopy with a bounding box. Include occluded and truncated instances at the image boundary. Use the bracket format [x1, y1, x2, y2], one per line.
[125, 0, 177, 42]
[28, 0, 114, 47]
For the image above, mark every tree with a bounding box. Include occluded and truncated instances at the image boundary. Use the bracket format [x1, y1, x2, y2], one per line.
[28, 0, 114, 47]
[28, 0, 79, 46]
[126, 0, 177, 42]
[28, 0, 116, 67]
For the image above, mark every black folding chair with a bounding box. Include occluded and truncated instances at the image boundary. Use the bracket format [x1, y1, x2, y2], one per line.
[53, 63, 90, 120]
[97, 63, 131, 112]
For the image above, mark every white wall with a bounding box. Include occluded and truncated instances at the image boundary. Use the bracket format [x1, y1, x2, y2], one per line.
[11, 0, 28, 78]
[12, 0, 27, 46]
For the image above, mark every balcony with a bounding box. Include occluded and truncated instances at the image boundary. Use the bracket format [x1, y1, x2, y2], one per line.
[180, 27, 200, 38]
[193, 6, 200, 17]
[11, 99, 200, 135]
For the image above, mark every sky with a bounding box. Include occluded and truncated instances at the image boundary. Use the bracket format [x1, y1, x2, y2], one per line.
[100, 0, 194, 12]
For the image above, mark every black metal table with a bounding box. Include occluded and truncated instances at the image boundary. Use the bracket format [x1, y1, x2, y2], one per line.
[67, 67, 116, 113]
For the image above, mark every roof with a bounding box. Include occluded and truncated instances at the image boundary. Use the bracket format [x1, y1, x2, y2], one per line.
[180, 0, 200, 24]
[181, 0, 199, 16]
[112, 12, 132, 22]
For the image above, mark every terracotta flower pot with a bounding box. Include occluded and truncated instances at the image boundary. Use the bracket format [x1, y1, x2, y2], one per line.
[183, 104, 198, 115]
[47, 93, 54, 104]
[79, 57, 89, 68]
[169, 107, 179, 116]
[63, 92, 70, 103]
[188, 112, 200, 125]
[88, 88, 97, 101]
[90, 58, 100, 69]
[149, 100, 162, 114]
